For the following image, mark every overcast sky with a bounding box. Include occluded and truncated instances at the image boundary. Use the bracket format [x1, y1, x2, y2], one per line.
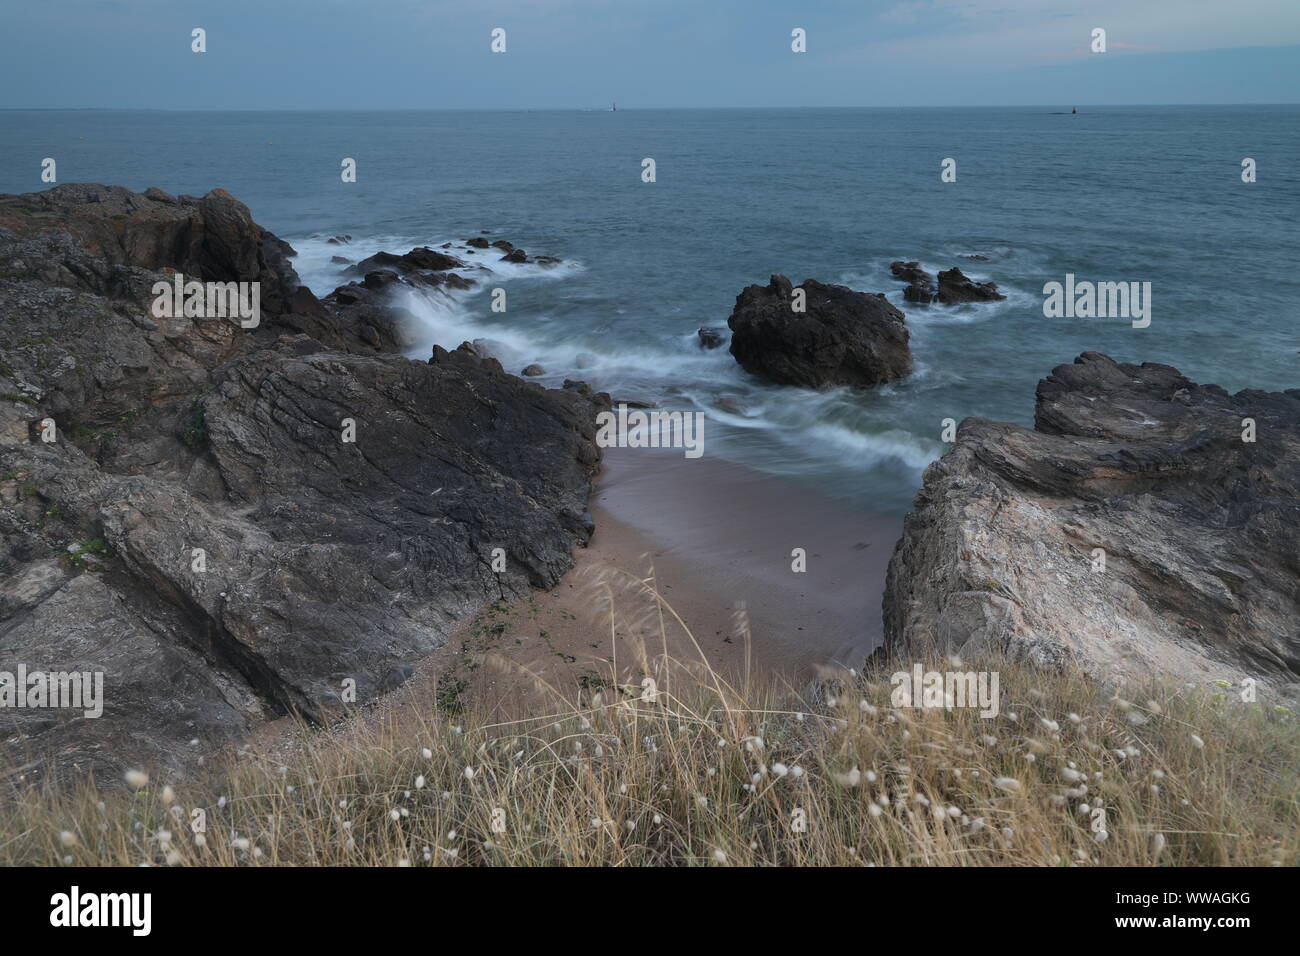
[2, 0, 1298, 109]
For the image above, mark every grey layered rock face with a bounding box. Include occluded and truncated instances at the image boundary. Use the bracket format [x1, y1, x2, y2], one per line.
[884, 352, 1300, 702]
[0, 185, 605, 784]
[727, 274, 912, 389]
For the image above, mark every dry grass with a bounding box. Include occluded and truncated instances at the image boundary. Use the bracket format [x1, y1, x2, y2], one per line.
[1, 569, 1296, 867]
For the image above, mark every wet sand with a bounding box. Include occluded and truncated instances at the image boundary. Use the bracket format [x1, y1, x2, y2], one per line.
[426, 446, 901, 714]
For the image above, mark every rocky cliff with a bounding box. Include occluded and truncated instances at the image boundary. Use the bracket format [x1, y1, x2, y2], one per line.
[0, 185, 606, 783]
[884, 352, 1299, 703]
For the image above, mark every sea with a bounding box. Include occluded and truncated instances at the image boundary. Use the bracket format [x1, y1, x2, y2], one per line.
[3, 106, 1297, 515]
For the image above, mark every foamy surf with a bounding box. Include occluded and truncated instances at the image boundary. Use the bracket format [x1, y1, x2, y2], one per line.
[287, 235, 972, 509]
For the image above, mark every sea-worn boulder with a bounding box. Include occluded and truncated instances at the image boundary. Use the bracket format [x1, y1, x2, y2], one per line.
[697, 327, 726, 350]
[889, 261, 1005, 304]
[890, 261, 938, 303]
[884, 352, 1300, 702]
[0, 184, 605, 784]
[727, 274, 911, 389]
[936, 267, 1005, 304]
[350, 246, 465, 276]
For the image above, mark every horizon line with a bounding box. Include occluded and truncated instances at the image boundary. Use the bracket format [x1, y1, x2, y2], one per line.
[3, 102, 1300, 113]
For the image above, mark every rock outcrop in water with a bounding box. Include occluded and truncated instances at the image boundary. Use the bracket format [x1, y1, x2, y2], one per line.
[0, 184, 605, 783]
[884, 352, 1300, 702]
[889, 261, 1005, 304]
[727, 274, 912, 389]
[890, 261, 937, 304]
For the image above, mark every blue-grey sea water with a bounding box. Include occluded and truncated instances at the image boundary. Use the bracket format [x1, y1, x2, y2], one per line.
[3, 107, 1297, 514]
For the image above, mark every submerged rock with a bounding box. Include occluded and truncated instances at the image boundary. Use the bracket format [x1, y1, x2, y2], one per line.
[884, 352, 1300, 702]
[697, 327, 726, 350]
[726, 274, 912, 389]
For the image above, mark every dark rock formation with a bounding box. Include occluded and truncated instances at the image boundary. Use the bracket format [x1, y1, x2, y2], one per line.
[350, 246, 465, 276]
[890, 261, 937, 303]
[936, 266, 1005, 304]
[884, 352, 1300, 702]
[889, 261, 1005, 304]
[697, 327, 726, 350]
[726, 274, 912, 389]
[521, 364, 545, 376]
[0, 184, 605, 784]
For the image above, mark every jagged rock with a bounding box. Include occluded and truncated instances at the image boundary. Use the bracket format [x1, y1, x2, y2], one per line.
[889, 261, 1005, 304]
[890, 261, 938, 303]
[501, 249, 527, 264]
[0, 184, 606, 784]
[466, 237, 490, 249]
[351, 246, 464, 276]
[697, 327, 726, 350]
[936, 267, 1005, 303]
[726, 274, 912, 389]
[884, 352, 1300, 702]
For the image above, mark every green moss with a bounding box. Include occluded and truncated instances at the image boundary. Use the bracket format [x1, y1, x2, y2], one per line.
[66, 538, 112, 571]
[0, 392, 36, 406]
[181, 398, 208, 447]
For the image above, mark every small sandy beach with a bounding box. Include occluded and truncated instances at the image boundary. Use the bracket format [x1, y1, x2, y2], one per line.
[422, 446, 901, 715]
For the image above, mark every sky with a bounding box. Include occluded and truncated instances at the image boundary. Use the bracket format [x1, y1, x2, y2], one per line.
[1, 0, 1298, 109]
